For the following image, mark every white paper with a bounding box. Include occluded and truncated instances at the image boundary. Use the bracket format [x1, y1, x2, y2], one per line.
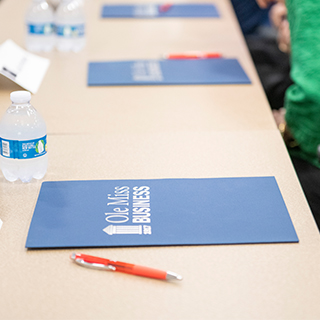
[0, 219, 2, 231]
[0, 39, 50, 94]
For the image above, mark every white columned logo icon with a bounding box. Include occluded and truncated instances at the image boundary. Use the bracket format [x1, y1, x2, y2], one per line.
[103, 224, 143, 235]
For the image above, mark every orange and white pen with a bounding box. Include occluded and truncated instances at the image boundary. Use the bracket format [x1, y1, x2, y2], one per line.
[164, 51, 222, 60]
[71, 253, 183, 281]
[159, 3, 173, 13]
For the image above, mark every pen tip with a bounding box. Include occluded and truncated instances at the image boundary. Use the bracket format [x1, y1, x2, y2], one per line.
[70, 253, 76, 260]
[166, 271, 183, 281]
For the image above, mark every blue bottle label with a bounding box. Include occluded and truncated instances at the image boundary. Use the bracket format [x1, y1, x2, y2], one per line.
[55, 24, 85, 37]
[28, 23, 54, 35]
[0, 135, 47, 159]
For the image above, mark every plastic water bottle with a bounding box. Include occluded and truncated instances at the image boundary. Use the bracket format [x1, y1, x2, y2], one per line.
[0, 91, 48, 183]
[55, 0, 86, 52]
[25, 0, 55, 52]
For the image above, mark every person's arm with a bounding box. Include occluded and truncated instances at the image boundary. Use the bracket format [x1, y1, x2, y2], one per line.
[285, 0, 320, 166]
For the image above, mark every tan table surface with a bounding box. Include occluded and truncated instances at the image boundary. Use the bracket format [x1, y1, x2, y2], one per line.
[1, 131, 320, 320]
[1, 1, 320, 320]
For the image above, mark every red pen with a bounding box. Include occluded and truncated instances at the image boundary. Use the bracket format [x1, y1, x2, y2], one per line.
[164, 51, 222, 60]
[71, 253, 183, 281]
[159, 3, 173, 13]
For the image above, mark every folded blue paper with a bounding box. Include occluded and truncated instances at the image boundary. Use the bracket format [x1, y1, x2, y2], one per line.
[87, 59, 251, 86]
[101, 3, 220, 18]
[26, 177, 298, 249]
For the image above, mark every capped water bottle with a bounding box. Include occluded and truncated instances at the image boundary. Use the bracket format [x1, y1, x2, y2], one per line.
[25, 0, 55, 52]
[0, 91, 48, 183]
[55, 0, 86, 52]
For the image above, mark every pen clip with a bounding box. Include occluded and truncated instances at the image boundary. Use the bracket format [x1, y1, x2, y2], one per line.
[71, 253, 116, 271]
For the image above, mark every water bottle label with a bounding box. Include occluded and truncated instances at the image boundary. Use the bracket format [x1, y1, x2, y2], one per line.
[56, 24, 85, 37]
[28, 23, 54, 35]
[0, 135, 47, 159]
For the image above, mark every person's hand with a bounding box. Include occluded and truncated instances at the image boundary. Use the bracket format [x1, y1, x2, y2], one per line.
[269, 2, 287, 29]
[273, 108, 298, 148]
[278, 18, 290, 53]
[273, 108, 286, 127]
[269, 3, 291, 53]
[256, 0, 285, 8]
[256, 0, 276, 9]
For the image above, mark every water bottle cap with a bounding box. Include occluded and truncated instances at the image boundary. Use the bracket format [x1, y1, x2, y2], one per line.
[10, 91, 31, 104]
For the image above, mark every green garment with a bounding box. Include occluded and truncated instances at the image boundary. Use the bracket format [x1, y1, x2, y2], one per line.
[285, 0, 320, 168]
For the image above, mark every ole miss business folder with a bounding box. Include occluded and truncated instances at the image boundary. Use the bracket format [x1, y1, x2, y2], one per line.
[25, 177, 298, 249]
[101, 3, 220, 18]
[87, 58, 251, 86]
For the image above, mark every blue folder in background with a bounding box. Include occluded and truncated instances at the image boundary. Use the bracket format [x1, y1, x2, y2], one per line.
[87, 59, 251, 86]
[101, 3, 220, 18]
[26, 177, 298, 249]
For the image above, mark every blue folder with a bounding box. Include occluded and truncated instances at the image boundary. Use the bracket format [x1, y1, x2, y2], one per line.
[101, 3, 220, 18]
[87, 59, 251, 86]
[25, 177, 298, 249]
